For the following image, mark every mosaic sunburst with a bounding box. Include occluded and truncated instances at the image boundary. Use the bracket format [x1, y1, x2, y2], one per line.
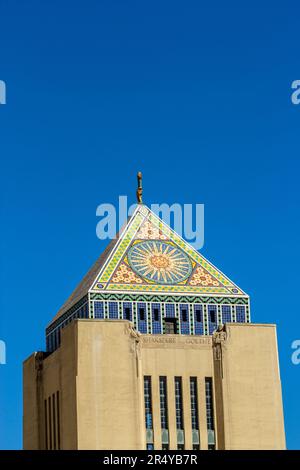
[127, 240, 192, 285]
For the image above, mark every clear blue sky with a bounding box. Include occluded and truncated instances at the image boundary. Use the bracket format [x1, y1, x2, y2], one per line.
[0, 0, 299, 449]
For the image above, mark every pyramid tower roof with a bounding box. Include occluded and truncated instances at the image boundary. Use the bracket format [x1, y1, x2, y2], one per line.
[48, 204, 247, 328]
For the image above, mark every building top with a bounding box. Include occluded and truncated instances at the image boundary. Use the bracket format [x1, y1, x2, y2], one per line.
[48, 201, 247, 329]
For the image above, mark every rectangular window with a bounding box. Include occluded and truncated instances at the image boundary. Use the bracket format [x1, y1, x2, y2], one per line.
[125, 307, 130, 319]
[48, 397, 52, 450]
[159, 377, 168, 430]
[194, 304, 203, 335]
[182, 309, 188, 322]
[137, 302, 147, 333]
[84, 303, 89, 318]
[144, 376, 153, 429]
[49, 334, 53, 353]
[140, 308, 145, 321]
[151, 303, 161, 334]
[45, 391, 60, 450]
[180, 304, 190, 334]
[165, 318, 177, 334]
[208, 305, 217, 334]
[205, 378, 215, 431]
[236, 305, 246, 323]
[94, 301, 104, 319]
[123, 302, 132, 321]
[221, 305, 231, 324]
[52, 332, 56, 351]
[190, 377, 199, 430]
[174, 377, 184, 430]
[56, 391, 60, 450]
[109, 301, 118, 319]
[44, 399, 48, 449]
[165, 303, 175, 317]
[52, 393, 56, 450]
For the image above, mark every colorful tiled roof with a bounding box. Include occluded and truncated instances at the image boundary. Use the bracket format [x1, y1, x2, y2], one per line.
[48, 204, 246, 327]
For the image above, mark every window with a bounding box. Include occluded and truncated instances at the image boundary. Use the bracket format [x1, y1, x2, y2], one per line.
[194, 305, 203, 335]
[53, 332, 56, 351]
[208, 305, 217, 334]
[177, 444, 185, 450]
[159, 377, 168, 430]
[139, 308, 145, 321]
[44, 400, 48, 449]
[165, 304, 175, 317]
[147, 443, 154, 450]
[236, 305, 246, 323]
[138, 302, 147, 334]
[190, 377, 199, 430]
[151, 304, 161, 334]
[56, 391, 60, 450]
[165, 318, 177, 334]
[125, 308, 130, 320]
[144, 376, 153, 429]
[182, 309, 188, 322]
[162, 444, 169, 450]
[52, 393, 56, 450]
[50, 334, 54, 352]
[45, 391, 60, 450]
[175, 377, 184, 430]
[83, 304, 89, 318]
[193, 444, 200, 450]
[180, 304, 190, 334]
[221, 305, 231, 324]
[123, 302, 132, 321]
[48, 397, 52, 450]
[94, 301, 104, 319]
[205, 378, 214, 431]
[109, 301, 118, 319]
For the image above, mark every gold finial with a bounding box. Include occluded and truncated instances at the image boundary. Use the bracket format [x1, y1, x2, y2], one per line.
[136, 171, 143, 204]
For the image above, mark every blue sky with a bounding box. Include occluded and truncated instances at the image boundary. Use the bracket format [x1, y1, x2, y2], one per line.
[0, 0, 299, 449]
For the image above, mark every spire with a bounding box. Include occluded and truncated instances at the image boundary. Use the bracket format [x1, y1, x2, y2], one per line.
[136, 171, 143, 204]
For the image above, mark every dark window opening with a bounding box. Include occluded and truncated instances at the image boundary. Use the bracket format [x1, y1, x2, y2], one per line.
[181, 309, 188, 322]
[144, 376, 153, 429]
[190, 377, 199, 431]
[125, 307, 131, 320]
[159, 376, 168, 430]
[209, 310, 216, 323]
[139, 308, 145, 321]
[205, 378, 215, 431]
[165, 318, 177, 334]
[175, 377, 184, 430]
[196, 310, 202, 323]
[154, 308, 159, 322]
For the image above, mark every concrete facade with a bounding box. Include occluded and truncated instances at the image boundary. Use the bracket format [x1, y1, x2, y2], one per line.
[23, 319, 286, 450]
